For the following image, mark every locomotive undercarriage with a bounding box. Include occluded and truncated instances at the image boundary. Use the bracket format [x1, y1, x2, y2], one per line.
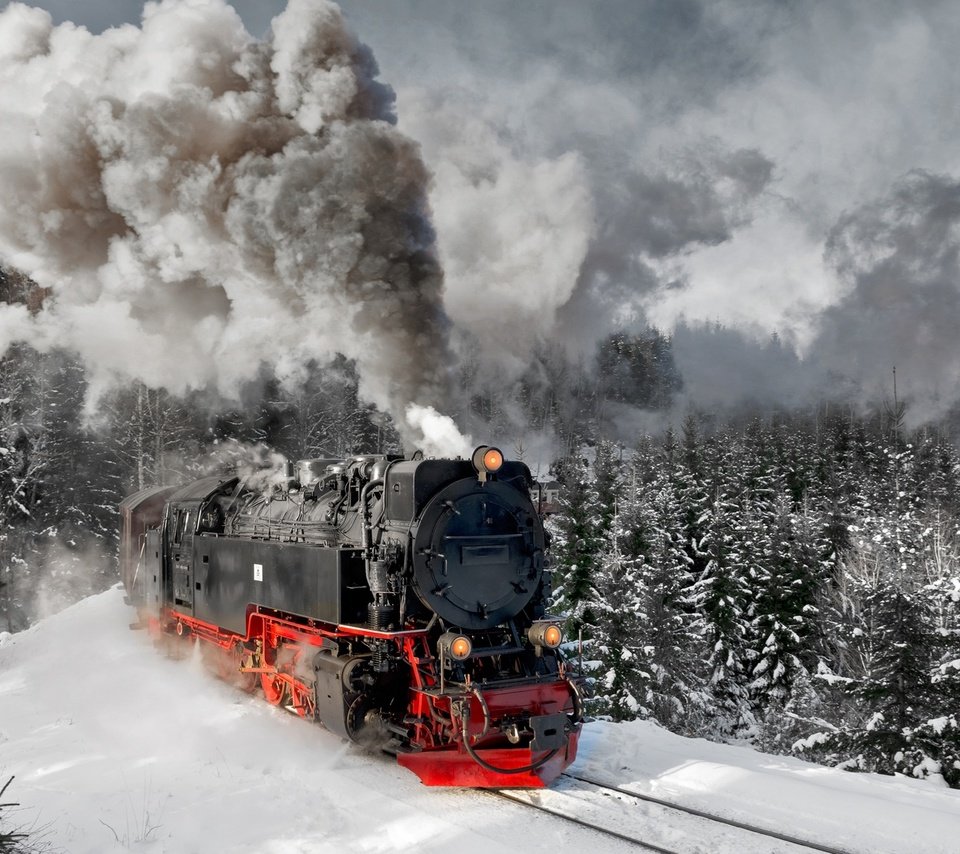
[150, 602, 581, 787]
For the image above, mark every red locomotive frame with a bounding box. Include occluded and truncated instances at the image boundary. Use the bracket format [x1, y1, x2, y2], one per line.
[149, 603, 582, 787]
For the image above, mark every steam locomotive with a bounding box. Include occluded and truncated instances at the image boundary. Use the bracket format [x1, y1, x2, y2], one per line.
[119, 446, 583, 787]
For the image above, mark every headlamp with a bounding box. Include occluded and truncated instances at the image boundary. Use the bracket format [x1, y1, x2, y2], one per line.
[527, 621, 563, 649]
[438, 631, 472, 661]
[472, 445, 504, 480]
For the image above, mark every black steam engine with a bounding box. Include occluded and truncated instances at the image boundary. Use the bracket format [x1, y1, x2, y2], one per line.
[120, 446, 583, 786]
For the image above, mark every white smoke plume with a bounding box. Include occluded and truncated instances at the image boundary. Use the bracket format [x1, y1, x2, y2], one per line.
[404, 403, 472, 458]
[398, 90, 595, 369]
[0, 0, 455, 449]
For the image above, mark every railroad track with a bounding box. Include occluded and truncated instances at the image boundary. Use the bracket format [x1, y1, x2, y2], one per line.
[493, 772, 856, 854]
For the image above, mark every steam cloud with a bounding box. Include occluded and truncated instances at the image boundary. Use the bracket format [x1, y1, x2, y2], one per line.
[0, 0, 467, 452]
[6, 0, 960, 447]
[812, 171, 960, 422]
[333, 0, 960, 424]
[398, 91, 595, 365]
[404, 403, 472, 459]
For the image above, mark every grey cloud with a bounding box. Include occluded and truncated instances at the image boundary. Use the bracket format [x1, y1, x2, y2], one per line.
[332, 0, 783, 372]
[812, 171, 960, 421]
[557, 146, 774, 349]
[3, 1, 286, 35]
[620, 148, 774, 259]
[337, 0, 762, 109]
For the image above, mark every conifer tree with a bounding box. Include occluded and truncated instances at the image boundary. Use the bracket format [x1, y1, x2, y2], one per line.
[849, 581, 940, 776]
[692, 487, 755, 738]
[549, 455, 603, 639]
[750, 497, 824, 739]
[640, 476, 706, 730]
[550, 439, 624, 699]
[591, 502, 647, 720]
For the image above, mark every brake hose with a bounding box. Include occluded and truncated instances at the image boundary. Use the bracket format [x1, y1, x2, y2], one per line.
[458, 691, 560, 775]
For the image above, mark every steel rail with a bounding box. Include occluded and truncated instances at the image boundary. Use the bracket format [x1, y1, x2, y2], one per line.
[490, 788, 678, 853]
[561, 772, 854, 854]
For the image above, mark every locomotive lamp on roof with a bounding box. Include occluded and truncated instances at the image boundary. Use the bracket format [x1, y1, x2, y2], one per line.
[120, 445, 584, 787]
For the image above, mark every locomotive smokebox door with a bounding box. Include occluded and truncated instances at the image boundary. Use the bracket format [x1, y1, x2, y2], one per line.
[410, 478, 545, 630]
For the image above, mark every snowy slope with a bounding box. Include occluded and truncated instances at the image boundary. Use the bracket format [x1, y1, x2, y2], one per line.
[1, 588, 958, 854]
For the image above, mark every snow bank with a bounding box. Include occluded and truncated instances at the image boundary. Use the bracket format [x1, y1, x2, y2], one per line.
[1, 588, 957, 853]
[573, 720, 960, 854]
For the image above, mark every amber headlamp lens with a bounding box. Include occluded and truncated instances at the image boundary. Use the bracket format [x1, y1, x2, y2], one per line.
[527, 621, 563, 649]
[482, 448, 503, 472]
[543, 625, 562, 647]
[439, 632, 472, 660]
[471, 444, 505, 475]
[451, 636, 471, 659]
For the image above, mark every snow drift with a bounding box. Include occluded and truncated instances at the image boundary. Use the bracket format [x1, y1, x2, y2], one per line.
[0, 587, 957, 852]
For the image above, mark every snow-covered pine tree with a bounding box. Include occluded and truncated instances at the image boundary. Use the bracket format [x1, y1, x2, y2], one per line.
[549, 454, 604, 640]
[804, 431, 956, 783]
[914, 506, 960, 786]
[549, 440, 624, 710]
[641, 471, 706, 731]
[750, 495, 825, 749]
[850, 578, 941, 777]
[591, 489, 647, 720]
[692, 482, 755, 739]
[591, 436, 707, 726]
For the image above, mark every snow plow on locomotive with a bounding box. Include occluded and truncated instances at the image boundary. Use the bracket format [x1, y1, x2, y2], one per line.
[119, 446, 584, 787]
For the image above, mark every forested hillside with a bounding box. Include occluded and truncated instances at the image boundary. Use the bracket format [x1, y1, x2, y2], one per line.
[549, 416, 960, 787]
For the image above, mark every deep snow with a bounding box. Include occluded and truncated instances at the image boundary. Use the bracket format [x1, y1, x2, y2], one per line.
[0, 588, 957, 853]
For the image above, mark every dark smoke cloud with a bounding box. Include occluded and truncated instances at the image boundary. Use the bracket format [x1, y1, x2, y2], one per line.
[333, 0, 960, 417]
[558, 146, 775, 347]
[8, 0, 960, 432]
[813, 171, 960, 422]
[0, 0, 467, 451]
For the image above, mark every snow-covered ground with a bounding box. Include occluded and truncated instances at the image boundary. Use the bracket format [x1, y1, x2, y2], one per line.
[1, 588, 957, 853]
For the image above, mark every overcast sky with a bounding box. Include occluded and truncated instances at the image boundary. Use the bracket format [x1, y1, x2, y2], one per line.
[4, 0, 960, 419]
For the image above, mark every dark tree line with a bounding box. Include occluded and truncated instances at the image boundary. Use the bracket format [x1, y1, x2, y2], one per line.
[455, 327, 683, 457]
[549, 412, 960, 787]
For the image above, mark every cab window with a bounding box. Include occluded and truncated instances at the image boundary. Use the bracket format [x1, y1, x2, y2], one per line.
[173, 509, 191, 545]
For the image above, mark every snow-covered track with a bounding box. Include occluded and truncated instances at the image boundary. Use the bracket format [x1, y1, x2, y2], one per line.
[563, 772, 854, 854]
[491, 785, 675, 853]
[494, 773, 855, 854]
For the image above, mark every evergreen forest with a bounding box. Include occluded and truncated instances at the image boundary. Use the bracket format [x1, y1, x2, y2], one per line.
[549, 418, 960, 788]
